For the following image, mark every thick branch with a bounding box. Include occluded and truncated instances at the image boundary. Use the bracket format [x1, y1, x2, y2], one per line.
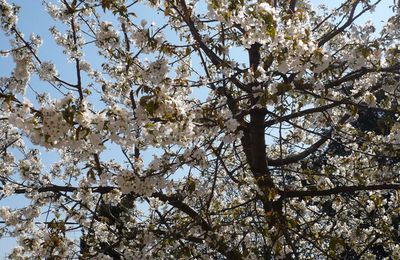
[264, 102, 339, 128]
[317, 0, 380, 47]
[177, 0, 247, 92]
[153, 192, 211, 231]
[154, 192, 242, 259]
[13, 185, 113, 194]
[267, 132, 331, 166]
[289, 0, 297, 13]
[281, 184, 400, 198]
[70, 16, 84, 100]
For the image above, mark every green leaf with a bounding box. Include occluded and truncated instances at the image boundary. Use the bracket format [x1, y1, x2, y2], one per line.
[186, 177, 196, 194]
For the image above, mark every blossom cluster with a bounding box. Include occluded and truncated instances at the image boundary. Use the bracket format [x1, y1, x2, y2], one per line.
[0, 0, 17, 32]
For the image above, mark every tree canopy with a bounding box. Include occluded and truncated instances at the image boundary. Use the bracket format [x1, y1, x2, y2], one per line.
[1, 0, 400, 259]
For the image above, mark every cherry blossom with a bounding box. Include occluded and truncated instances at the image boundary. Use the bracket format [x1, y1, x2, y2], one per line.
[0, 0, 400, 259]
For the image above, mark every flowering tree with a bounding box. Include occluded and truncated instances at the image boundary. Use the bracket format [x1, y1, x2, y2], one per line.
[1, 0, 400, 258]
